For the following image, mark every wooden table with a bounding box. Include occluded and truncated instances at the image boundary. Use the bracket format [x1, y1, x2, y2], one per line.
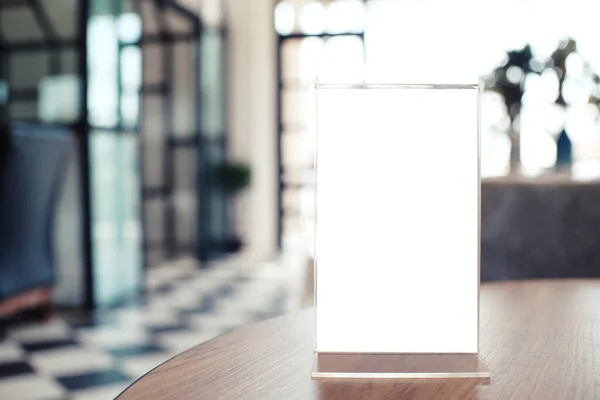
[117, 280, 600, 399]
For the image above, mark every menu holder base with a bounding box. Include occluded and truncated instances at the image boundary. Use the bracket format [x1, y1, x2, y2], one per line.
[311, 352, 491, 380]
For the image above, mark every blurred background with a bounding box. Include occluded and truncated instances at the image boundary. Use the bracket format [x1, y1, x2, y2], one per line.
[2, 0, 600, 398]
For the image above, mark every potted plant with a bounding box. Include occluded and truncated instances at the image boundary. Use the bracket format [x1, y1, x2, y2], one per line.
[483, 44, 540, 173]
[484, 38, 600, 173]
[212, 161, 251, 253]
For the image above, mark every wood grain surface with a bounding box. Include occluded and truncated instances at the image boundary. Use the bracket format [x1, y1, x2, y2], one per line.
[117, 280, 600, 400]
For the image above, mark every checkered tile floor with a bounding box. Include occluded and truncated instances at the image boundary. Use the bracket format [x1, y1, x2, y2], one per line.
[0, 258, 290, 400]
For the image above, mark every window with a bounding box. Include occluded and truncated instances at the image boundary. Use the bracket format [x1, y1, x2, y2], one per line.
[276, 0, 600, 247]
[276, 0, 366, 250]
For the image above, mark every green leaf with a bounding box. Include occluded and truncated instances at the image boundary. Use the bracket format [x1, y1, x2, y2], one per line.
[211, 161, 251, 195]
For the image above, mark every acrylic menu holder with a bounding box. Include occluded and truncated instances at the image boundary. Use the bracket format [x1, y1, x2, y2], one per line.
[312, 83, 490, 380]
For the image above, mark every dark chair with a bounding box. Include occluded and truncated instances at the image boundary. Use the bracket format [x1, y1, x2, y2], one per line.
[481, 178, 600, 282]
[0, 124, 72, 319]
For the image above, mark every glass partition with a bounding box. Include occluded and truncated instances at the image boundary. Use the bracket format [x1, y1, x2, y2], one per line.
[139, 0, 228, 264]
[200, 27, 228, 255]
[0, 0, 229, 307]
[88, 0, 143, 306]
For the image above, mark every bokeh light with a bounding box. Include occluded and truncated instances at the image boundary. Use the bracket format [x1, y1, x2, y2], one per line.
[299, 2, 325, 35]
[274, 2, 294, 35]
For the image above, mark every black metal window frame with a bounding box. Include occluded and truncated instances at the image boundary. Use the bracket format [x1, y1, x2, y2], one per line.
[276, 29, 366, 249]
[139, 0, 203, 262]
[138, 0, 230, 263]
[0, 0, 230, 308]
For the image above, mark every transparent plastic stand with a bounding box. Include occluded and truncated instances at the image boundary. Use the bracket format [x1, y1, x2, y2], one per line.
[312, 83, 490, 380]
[312, 353, 490, 379]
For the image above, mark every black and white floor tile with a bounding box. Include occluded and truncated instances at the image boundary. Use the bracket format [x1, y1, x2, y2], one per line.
[0, 258, 292, 400]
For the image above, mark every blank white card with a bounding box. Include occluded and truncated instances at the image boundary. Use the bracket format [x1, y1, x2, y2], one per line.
[314, 85, 479, 354]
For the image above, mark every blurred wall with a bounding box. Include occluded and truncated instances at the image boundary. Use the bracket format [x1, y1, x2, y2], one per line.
[227, 0, 278, 258]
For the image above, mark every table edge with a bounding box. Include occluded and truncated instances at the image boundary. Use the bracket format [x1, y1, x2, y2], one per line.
[115, 278, 600, 398]
[114, 311, 295, 399]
